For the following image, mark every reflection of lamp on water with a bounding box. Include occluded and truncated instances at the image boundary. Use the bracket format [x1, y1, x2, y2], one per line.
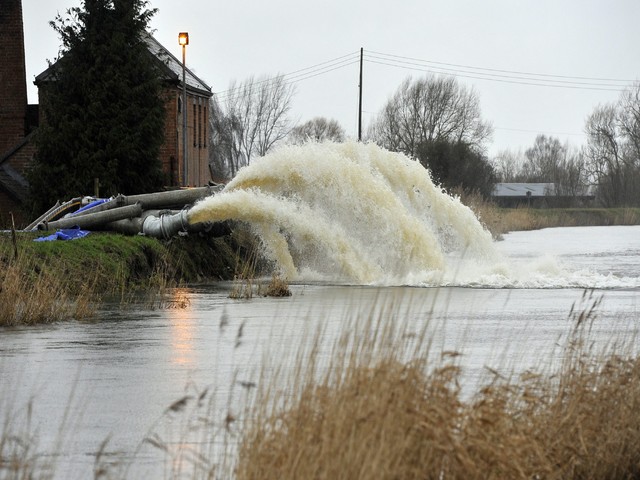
[178, 32, 189, 186]
[168, 287, 194, 366]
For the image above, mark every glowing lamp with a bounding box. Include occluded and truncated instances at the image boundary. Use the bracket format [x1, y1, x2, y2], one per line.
[178, 32, 189, 46]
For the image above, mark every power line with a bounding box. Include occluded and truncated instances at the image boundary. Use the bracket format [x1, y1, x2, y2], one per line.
[366, 50, 635, 84]
[495, 126, 586, 137]
[364, 51, 632, 92]
[215, 59, 360, 102]
[214, 51, 359, 95]
[364, 58, 627, 92]
[214, 51, 360, 101]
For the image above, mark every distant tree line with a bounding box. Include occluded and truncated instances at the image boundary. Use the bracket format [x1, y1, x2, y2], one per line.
[208, 75, 296, 179]
[493, 82, 640, 207]
[493, 136, 590, 207]
[208, 73, 497, 199]
[584, 82, 640, 206]
[28, 0, 638, 212]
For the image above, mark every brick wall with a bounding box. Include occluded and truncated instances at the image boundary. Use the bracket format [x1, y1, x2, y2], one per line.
[0, 0, 28, 155]
[0, 191, 27, 228]
[159, 89, 180, 186]
[163, 86, 211, 187]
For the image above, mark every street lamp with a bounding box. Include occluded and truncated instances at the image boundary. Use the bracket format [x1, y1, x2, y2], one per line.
[178, 32, 189, 186]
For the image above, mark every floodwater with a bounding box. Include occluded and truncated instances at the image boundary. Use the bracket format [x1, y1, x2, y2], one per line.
[1, 225, 638, 479]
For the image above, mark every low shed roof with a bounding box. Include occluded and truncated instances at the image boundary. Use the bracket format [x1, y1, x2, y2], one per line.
[493, 183, 554, 197]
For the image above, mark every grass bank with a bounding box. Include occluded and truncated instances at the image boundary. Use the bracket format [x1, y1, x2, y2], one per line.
[0, 229, 246, 326]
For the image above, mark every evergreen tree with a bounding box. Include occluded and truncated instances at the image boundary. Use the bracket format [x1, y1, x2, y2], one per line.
[29, 0, 165, 213]
[416, 139, 497, 198]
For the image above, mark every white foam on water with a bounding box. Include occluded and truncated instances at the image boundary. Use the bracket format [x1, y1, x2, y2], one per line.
[188, 142, 639, 289]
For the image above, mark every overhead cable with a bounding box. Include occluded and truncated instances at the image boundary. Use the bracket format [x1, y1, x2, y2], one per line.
[214, 51, 360, 101]
[364, 50, 632, 92]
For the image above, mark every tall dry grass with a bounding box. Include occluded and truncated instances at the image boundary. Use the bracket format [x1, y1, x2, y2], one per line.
[233, 292, 640, 480]
[1, 288, 638, 479]
[456, 189, 640, 237]
[0, 254, 95, 326]
[228, 235, 291, 299]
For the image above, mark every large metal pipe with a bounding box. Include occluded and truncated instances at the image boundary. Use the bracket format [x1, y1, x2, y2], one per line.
[24, 200, 61, 231]
[69, 186, 221, 219]
[124, 186, 219, 209]
[66, 195, 125, 217]
[105, 210, 231, 238]
[38, 203, 143, 231]
[141, 209, 190, 239]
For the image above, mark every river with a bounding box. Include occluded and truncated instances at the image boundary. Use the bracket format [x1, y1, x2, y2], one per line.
[1, 224, 638, 479]
[2, 143, 639, 477]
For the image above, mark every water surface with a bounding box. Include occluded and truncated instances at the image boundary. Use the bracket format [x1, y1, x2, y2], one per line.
[1, 225, 638, 478]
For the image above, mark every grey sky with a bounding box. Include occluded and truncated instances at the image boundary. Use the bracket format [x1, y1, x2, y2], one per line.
[22, 0, 640, 157]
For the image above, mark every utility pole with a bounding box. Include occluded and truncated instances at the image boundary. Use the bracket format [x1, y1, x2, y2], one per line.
[358, 47, 363, 142]
[179, 32, 189, 186]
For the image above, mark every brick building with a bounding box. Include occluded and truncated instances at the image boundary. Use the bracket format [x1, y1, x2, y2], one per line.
[0, 0, 36, 226]
[0, 0, 213, 227]
[143, 34, 213, 188]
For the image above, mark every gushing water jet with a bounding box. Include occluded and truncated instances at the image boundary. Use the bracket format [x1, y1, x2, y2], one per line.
[188, 142, 499, 285]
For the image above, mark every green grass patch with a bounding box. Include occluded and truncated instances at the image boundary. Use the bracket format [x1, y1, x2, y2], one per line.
[0, 230, 245, 325]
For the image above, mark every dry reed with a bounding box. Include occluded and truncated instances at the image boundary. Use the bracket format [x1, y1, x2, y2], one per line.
[0, 400, 54, 479]
[456, 189, 640, 237]
[228, 237, 292, 299]
[233, 293, 640, 480]
[0, 254, 95, 326]
[259, 275, 292, 298]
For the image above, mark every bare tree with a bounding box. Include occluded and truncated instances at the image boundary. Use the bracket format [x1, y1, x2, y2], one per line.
[368, 75, 493, 157]
[208, 75, 296, 180]
[208, 96, 244, 180]
[555, 148, 589, 199]
[224, 75, 295, 162]
[289, 117, 346, 144]
[585, 104, 630, 206]
[618, 82, 640, 164]
[583, 82, 640, 206]
[492, 149, 524, 182]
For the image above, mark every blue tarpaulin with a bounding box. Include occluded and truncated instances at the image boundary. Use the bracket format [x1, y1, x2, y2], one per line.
[69, 198, 109, 216]
[34, 228, 90, 242]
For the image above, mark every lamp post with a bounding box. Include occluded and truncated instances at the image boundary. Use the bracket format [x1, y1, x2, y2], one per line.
[178, 32, 189, 186]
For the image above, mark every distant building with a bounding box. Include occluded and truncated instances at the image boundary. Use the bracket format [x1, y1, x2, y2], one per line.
[492, 183, 595, 208]
[0, 0, 213, 227]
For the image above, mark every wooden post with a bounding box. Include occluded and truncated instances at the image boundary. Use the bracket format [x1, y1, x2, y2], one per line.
[9, 212, 18, 260]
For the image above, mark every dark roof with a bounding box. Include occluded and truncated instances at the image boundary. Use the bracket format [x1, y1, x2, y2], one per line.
[35, 33, 212, 98]
[143, 34, 212, 97]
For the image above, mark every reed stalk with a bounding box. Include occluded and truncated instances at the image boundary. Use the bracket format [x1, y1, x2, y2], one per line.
[233, 293, 640, 480]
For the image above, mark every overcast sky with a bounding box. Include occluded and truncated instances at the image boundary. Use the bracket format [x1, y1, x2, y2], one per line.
[22, 0, 640, 157]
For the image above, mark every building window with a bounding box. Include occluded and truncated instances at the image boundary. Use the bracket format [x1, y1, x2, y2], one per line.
[193, 103, 197, 147]
[198, 103, 202, 148]
[203, 105, 207, 148]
